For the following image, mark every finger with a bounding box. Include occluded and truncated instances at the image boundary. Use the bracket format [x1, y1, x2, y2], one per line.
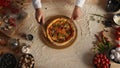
[41, 15, 44, 24]
[35, 12, 41, 23]
[72, 16, 76, 20]
[74, 16, 78, 20]
[73, 15, 79, 20]
[37, 15, 41, 23]
[71, 16, 73, 20]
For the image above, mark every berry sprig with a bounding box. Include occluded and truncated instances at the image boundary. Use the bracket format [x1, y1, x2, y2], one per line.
[93, 31, 112, 53]
[92, 31, 113, 68]
[94, 53, 110, 68]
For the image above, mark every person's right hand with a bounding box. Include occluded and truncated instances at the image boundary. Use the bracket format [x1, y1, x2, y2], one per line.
[71, 6, 82, 20]
[35, 8, 44, 24]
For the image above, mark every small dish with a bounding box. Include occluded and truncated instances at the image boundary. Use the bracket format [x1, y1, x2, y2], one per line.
[109, 47, 120, 64]
[18, 54, 35, 68]
[113, 14, 120, 25]
[106, 0, 120, 12]
[25, 34, 33, 41]
[0, 53, 18, 68]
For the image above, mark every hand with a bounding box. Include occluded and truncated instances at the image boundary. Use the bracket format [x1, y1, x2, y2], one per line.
[35, 8, 44, 24]
[71, 6, 82, 20]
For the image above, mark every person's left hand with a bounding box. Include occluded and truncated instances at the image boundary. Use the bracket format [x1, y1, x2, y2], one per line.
[71, 6, 82, 20]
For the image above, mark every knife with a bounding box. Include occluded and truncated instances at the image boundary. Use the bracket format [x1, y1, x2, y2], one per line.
[39, 19, 47, 37]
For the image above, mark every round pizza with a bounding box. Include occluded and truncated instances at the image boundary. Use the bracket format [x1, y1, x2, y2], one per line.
[46, 16, 76, 47]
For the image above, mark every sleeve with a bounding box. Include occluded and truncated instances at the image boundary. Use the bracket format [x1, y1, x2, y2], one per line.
[75, 0, 86, 7]
[32, 0, 42, 8]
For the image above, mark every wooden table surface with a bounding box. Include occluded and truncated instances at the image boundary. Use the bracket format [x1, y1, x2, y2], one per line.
[13, 0, 120, 68]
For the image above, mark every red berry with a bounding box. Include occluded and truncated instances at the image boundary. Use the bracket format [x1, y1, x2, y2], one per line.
[94, 57, 97, 60]
[116, 31, 120, 35]
[102, 61, 106, 65]
[101, 58, 105, 62]
[116, 37, 120, 41]
[117, 44, 120, 47]
[100, 54, 103, 58]
[103, 57, 106, 60]
[107, 61, 110, 64]
[116, 27, 120, 31]
[94, 61, 97, 64]
[103, 65, 107, 68]
[105, 63, 109, 67]
[96, 54, 100, 58]
[96, 64, 100, 67]
[97, 58, 100, 63]
[105, 59, 109, 62]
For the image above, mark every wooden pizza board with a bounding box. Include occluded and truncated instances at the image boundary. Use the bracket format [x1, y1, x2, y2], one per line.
[40, 15, 77, 49]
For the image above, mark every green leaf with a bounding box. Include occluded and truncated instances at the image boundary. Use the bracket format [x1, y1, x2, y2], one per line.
[97, 42, 105, 52]
[102, 37, 107, 44]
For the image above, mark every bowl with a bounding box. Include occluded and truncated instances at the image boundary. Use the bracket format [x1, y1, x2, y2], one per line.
[106, 0, 120, 12]
[0, 53, 18, 68]
[25, 34, 33, 41]
[109, 47, 120, 64]
[113, 14, 120, 25]
[18, 54, 35, 68]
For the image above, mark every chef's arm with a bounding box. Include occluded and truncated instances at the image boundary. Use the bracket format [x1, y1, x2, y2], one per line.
[32, 0, 85, 8]
[32, 0, 86, 8]
[32, 0, 42, 9]
[32, 0, 43, 23]
[76, 0, 86, 7]
[71, 0, 86, 20]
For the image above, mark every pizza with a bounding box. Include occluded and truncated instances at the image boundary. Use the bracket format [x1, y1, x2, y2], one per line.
[46, 16, 76, 46]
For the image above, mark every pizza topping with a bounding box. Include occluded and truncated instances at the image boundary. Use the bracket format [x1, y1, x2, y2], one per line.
[48, 18, 74, 43]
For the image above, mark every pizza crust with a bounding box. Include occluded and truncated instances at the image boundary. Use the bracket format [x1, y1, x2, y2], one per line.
[45, 16, 77, 47]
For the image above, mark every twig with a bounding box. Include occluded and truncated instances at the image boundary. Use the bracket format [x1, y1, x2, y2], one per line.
[91, 14, 107, 19]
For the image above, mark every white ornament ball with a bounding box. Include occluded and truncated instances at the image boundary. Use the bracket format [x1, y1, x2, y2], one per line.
[116, 47, 120, 52]
[115, 58, 119, 62]
[114, 52, 120, 59]
[111, 49, 116, 54]
[110, 54, 115, 59]
[115, 40, 120, 44]
[22, 46, 30, 53]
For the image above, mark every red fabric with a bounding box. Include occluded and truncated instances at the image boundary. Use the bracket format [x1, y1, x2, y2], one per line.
[0, 0, 19, 14]
[0, 0, 11, 7]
